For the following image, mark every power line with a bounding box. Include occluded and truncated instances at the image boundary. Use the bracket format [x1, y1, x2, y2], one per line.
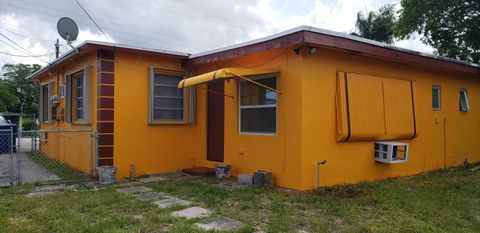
[4, 1, 220, 47]
[0, 32, 37, 56]
[0, 25, 56, 42]
[0, 33, 49, 63]
[0, 39, 33, 56]
[0, 50, 53, 57]
[0, 4, 205, 51]
[73, 0, 112, 42]
[123, 0, 271, 34]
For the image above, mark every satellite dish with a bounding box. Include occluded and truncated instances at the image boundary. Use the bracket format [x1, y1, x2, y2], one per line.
[57, 17, 78, 44]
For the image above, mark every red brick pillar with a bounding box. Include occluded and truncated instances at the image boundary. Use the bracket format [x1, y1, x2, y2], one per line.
[96, 50, 115, 166]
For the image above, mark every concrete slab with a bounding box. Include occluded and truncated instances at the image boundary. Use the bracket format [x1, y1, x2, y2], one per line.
[238, 174, 253, 185]
[196, 217, 244, 231]
[135, 191, 167, 201]
[152, 197, 192, 208]
[137, 176, 167, 183]
[470, 165, 480, 171]
[32, 184, 77, 192]
[116, 186, 152, 194]
[114, 181, 141, 187]
[26, 190, 58, 198]
[171, 206, 211, 219]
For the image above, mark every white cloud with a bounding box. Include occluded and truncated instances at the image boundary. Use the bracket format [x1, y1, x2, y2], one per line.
[0, 0, 435, 68]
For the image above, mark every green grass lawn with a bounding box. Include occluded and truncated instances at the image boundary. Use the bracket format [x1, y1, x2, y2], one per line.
[0, 166, 479, 233]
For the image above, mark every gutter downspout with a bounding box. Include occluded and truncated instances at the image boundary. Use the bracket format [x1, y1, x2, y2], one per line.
[316, 160, 327, 189]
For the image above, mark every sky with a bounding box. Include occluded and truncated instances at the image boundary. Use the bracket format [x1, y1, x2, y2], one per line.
[0, 0, 435, 67]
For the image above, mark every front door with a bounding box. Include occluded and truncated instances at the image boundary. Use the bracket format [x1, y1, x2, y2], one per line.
[207, 81, 225, 162]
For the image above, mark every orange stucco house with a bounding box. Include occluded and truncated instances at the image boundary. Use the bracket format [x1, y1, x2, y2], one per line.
[28, 26, 480, 190]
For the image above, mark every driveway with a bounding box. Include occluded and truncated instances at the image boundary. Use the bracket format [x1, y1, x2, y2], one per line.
[0, 152, 59, 187]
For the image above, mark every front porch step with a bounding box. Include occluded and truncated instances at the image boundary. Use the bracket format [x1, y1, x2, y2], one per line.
[182, 167, 215, 176]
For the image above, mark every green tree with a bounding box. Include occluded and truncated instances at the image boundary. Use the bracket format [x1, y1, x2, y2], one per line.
[351, 4, 397, 44]
[395, 0, 480, 63]
[1, 64, 41, 115]
[0, 81, 19, 112]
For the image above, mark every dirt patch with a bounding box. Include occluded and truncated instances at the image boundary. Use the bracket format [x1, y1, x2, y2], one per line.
[317, 186, 371, 199]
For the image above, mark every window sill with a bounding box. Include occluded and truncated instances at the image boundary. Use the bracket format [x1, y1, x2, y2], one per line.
[72, 121, 91, 125]
[148, 121, 192, 125]
[239, 132, 277, 136]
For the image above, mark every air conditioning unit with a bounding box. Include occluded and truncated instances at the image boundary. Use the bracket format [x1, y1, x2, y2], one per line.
[374, 142, 409, 164]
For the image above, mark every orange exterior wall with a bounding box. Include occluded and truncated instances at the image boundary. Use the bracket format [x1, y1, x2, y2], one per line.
[113, 51, 196, 178]
[191, 48, 304, 189]
[36, 45, 479, 191]
[300, 47, 480, 189]
[37, 51, 98, 174]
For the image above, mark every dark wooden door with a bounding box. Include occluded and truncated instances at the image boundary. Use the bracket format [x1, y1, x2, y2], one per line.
[207, 81, 225, 162]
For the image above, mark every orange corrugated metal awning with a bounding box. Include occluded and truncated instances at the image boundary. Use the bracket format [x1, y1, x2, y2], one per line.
[178, 68, 280, 92]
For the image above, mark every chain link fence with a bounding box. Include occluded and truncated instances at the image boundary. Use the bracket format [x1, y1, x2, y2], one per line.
[0, 129, 97, 186]
[0, 128, 17, 187]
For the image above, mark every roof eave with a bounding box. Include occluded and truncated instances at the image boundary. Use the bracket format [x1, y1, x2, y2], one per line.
[27, 41, 190, 81]
[187, 26, 479, 75]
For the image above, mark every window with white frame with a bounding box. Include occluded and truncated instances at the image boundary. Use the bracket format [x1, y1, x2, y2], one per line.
[239, 76, 277, 134]
[459, 88, 470, 112]
[151, 73, 185, 121]
[432, 85, 441, 111]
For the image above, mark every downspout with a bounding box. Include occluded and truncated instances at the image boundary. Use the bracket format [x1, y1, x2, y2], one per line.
[316, 160, 327, 189]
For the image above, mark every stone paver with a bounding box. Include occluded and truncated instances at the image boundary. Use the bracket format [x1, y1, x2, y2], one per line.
[152, 197, 192, 208]
[26, 184, 79, 198]
[115, 181, 141, 187]
[116, 186, 152, 194]
[171, 206, 211, 219]
[137, 176, 167, 183]
[33, 184, 77, 192]
[196, 217, 244, 231]
[26, 190, 58, 198]
[135, 191, 167, 201]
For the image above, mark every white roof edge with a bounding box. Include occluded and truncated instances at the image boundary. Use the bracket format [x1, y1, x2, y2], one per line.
[27, 40, 189, 80]
[84, 40, 189, 57]
[189, 25, 480, 68]
[189, 26, 309, 58]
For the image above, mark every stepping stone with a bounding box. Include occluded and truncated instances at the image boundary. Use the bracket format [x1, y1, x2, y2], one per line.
[152, 197, 191, 208]
[137, 176, 167, 183]
[171, 206, 211, 219]
[33, 184, 67, 192]
[135, 191, 167, 201]
[196, 217, 244, 231]
[26, 191, 58, 198]
[117, 186, 152, 194]
[115, 181, 141, 187]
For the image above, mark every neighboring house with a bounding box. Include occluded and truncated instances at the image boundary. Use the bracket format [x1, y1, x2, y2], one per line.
[28, 26, 480, 190]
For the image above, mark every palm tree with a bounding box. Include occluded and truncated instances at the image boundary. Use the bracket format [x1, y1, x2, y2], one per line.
[351, 4, 396, 44]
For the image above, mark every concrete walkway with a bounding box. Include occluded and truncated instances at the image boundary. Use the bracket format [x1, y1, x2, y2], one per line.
[0, 152, 59, 187]
[116, 182, 245, 231]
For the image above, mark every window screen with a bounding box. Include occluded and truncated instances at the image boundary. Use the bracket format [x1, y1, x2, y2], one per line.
[152, 73, 185, 121]
[460, 89, 470, 112]
[432, 85, 441, 111]
[239, 76, 277, 134]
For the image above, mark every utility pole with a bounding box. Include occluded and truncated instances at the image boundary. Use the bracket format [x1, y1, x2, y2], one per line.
[55, 39, 60, 58]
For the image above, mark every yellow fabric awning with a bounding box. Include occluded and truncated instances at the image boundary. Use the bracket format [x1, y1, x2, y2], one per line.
[178, 68, 279, 89]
